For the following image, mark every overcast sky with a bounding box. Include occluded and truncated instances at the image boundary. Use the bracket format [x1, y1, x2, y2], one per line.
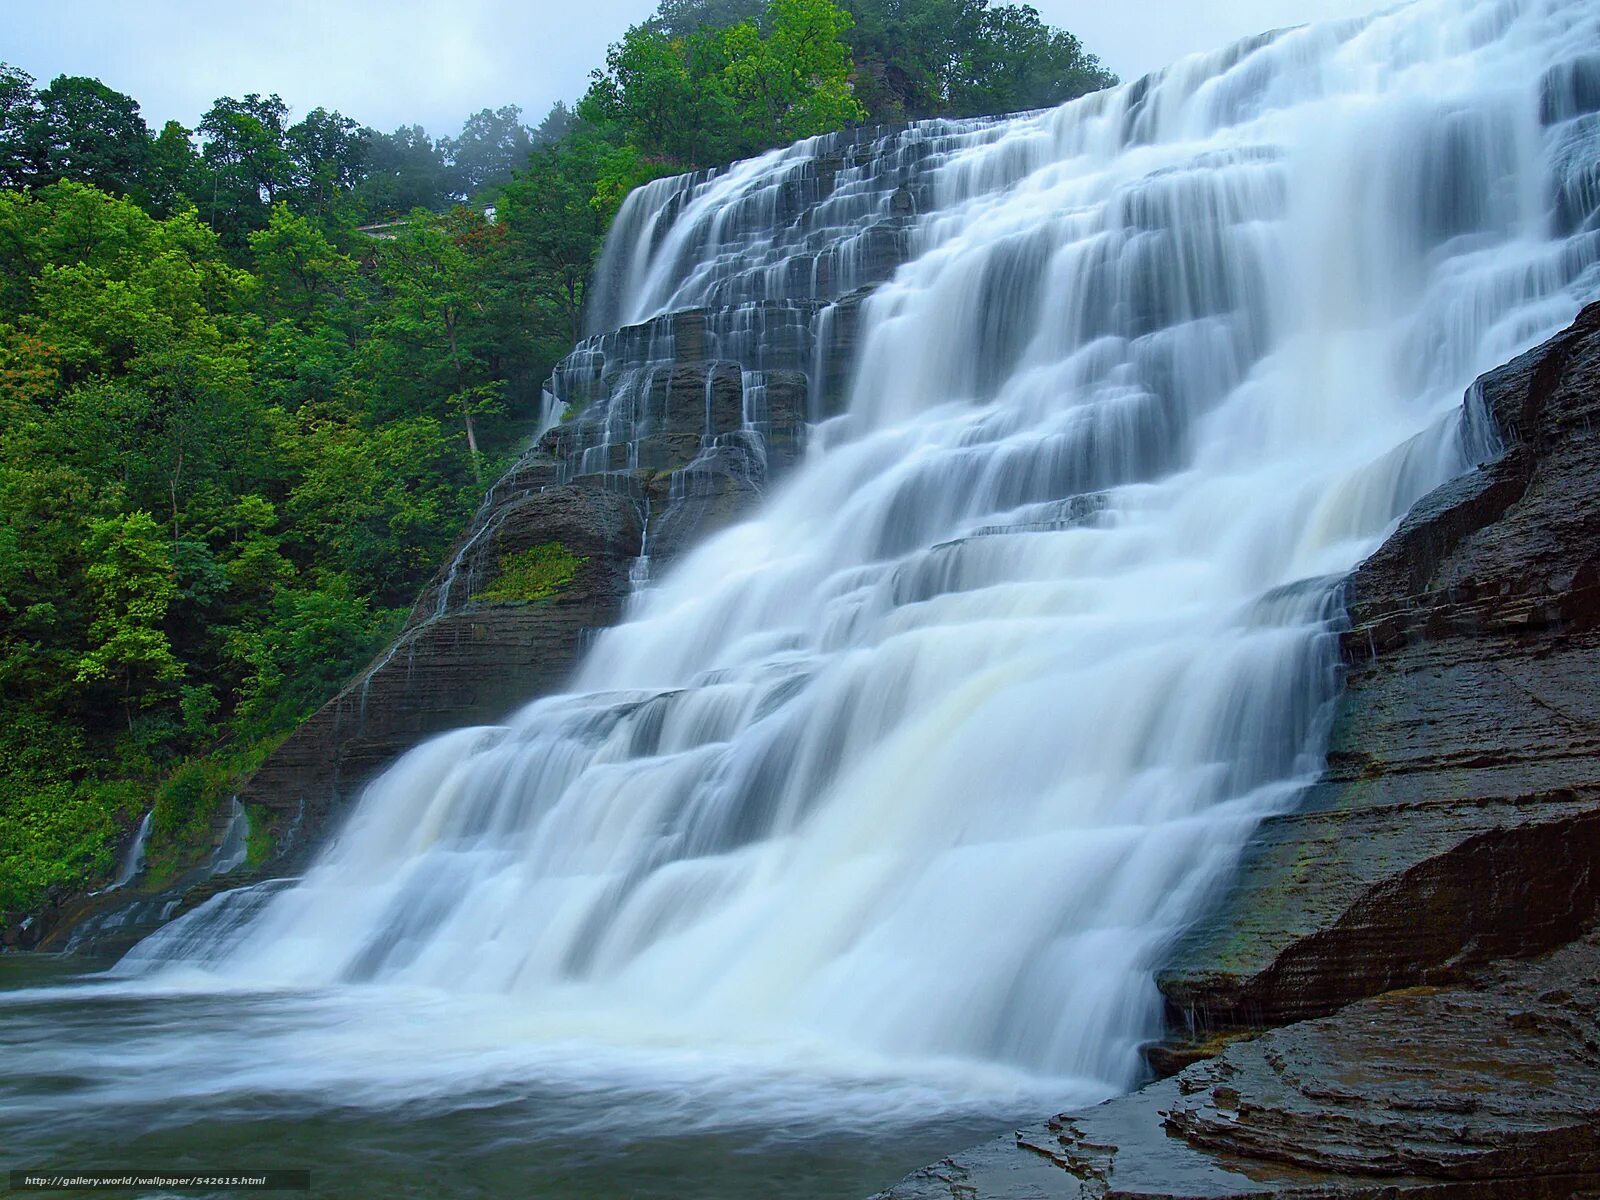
[2, 1, 1389, 137]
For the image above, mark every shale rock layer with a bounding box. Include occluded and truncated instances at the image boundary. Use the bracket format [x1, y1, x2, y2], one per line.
[877, 304, 1600, 1199]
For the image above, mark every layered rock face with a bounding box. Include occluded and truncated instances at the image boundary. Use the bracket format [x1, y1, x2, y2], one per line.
[877, 302, 1600, 1197]
[33, 124, 944, 951]
[1158, 301, 1600, 1035]
[242, 336, 811, 865]
[883, 933, 1600, 1199]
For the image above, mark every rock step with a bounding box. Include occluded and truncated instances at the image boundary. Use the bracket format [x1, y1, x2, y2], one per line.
[878, 931, 1600, 1199]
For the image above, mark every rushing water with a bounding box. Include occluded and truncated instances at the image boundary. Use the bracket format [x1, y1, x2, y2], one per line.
[5, 2, 1599, 1196]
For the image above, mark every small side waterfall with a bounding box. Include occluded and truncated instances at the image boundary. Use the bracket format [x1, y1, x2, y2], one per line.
[98, 810, 152, 893]
[19, 0, 1600, 1172]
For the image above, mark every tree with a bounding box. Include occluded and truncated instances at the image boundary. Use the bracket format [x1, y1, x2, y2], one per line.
[948, 3, 1115, 115]
[442, 105, 534, 201]
[720, 0, 866, 144]
[198, 93, 293, 243]
[531, 101, 577, 146]
[249, 203, 357, 322]
[355, 125, 450, 218]
[11, 182, 253, 386]
[286, 106, 368, 216]
[286, 414, 468, 605]
[578, 23, 741, 166]
[650, 0, 764, 35]
[582, 0, 867, 166]
[30, 76, 154, 200]
[365, 210, 510, 484]
[220, 494, 295, 608]
[145, 120, 202, 218]
[841, 0, 1113, 120]
[75, 511, 183, 730]
[228, 572, 397, 737]
[499, 131, 672, 343]
[0, 64, 42, 189]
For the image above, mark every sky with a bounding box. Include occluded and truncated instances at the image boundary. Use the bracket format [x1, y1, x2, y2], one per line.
[1, 0, 1390, 138]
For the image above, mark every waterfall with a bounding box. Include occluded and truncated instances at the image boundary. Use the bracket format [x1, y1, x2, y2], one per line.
[97, 810, 152, 894]
[88, 0, 1600, 1142]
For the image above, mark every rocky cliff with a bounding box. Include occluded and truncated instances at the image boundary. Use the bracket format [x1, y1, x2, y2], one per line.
[32, 123, 933, 951]
[210, 122, 936, 873]
[237, 323, 815, 868]
[877, 303, 1600, 1198]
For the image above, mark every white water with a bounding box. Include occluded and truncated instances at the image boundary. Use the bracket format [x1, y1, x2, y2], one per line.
[18, 0, 1600, 1162]
[97, 809, 152, 893]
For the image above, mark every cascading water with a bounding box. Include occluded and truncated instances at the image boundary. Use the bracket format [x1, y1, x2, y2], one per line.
[98, 810, 152, 893]
[4, 2, 1598, 1196]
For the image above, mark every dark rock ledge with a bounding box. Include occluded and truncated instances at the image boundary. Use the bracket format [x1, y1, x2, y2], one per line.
[30, 317, 812, 952]
[240, 338, 810, 873]
[878, 303, 1600, 1198]
[882, 932, 1600, 1199]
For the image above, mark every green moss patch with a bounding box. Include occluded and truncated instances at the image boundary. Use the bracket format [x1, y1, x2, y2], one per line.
[244, 803, 275, 867]
[478, 541, 584, 604]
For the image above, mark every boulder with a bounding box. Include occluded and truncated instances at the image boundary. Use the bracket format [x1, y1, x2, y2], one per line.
[879, 931, 1600, 1199]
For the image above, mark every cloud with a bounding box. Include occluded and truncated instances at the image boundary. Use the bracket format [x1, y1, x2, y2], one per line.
[2, 0, 1389, 137]
[2, 0, 658, 134]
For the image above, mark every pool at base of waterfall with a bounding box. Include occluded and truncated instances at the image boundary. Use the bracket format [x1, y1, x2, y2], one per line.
[0, 957, 1091, 1200]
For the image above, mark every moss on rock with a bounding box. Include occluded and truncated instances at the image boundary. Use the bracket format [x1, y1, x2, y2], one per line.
[478, 541, 585, 604]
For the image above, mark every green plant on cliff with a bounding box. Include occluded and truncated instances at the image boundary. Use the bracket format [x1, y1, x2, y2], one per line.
[147, 757, 233, 876]
[244, 803, 275, 868]
[477, 542, 586, 604]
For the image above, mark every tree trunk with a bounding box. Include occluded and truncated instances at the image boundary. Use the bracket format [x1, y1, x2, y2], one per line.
[446, 310, 483, 487]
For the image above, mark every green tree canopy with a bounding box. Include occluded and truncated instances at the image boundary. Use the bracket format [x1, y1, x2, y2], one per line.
[0, 64, 42, 189]
[580, 0, 867, 167]
[75, 511, 183, 729]
[843, 0, 1115, 119]
[355, 125, 451, 218]
[287, 106, 369, 216]
[721, 0, 866, 144]
[198, 93, 294, 243]
[442, 105, 535, 201]
[29, 75, 154, 200]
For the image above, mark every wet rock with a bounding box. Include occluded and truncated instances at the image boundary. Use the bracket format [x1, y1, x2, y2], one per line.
[239, 481, 643, 866]
[1160, 301, 1600, 1032]
[644, 434, 768, 564]
[878, 304, 1600, 1199]
[879, 932, 1600, 1199]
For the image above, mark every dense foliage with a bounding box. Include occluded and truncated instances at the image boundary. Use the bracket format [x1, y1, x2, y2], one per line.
[0, 0, 1113, 918]
[584, 0, 1114, 166]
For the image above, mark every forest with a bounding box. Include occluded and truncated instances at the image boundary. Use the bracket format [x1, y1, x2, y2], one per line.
[0, 0, 1114, 916]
